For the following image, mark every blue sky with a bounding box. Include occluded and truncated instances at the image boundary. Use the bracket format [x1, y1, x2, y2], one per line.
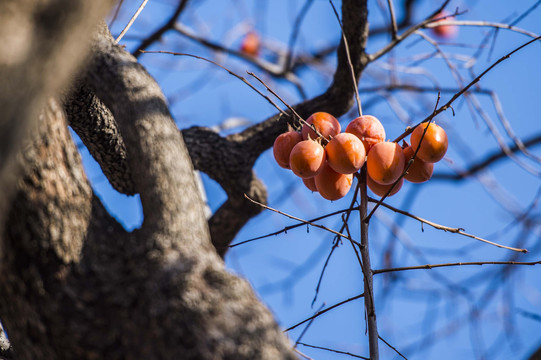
[76, 1, 541, 359]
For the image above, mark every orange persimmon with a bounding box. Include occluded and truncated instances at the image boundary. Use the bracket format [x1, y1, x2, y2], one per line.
[367, 141, 405, 185]
[301, 112, 341, 141]
[273, 129, 303, 169]
[325, 133, 366, 174]
[345, 115, 386, 153]
[289, 139, 326, 179]
[314, 162, 353, 201]
[410, 122, 448, 163]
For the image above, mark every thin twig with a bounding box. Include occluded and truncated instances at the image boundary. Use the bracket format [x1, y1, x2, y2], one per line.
[311, 183, 362, 307]
[392, 35, 541, 144]
[244, 194, 361, 247]
[378, 335, 408, 360]
[424, 20, 540, 39]
[433, 132, 541, 181]
[311, 243, 339, 308]
[115, 0, 149, 43]
[297, 342, 369, 359]
[294, 348, 315, 360]
[108, 0, 125, 28]
[286, 293, 365, 332]
[373, 261, 541, 274]
[370, 197, 528, 253]
[387, 0, 398, 39]
[369, 0, 452, 62]
[172, 22, 301, 85]
[365, 95, 440, 223]
[133, 0, 189, 57]
[246, 71, 318, 134]
[230, 205, 360, 248]
[284, 0, 315, 73]
[140, 51, 288, 118]
[295, 303, 325, 346]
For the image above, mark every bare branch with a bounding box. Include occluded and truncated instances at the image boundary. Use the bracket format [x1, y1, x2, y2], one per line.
[386, 0, 399, 39]
[244, 194, 361, 246]
[392, 35, 541, 144]
[286, 293, 365, 332]
[371, 197, 528, 253]
[373, 261, 541, 274]
[133, 0, 189, 57]
[115, 0, 149, 43]
[433, 132, 541, 181]
[298, 342, 369, 359]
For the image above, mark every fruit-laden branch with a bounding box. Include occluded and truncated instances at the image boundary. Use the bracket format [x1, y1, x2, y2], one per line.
[201, 0, 370, 252]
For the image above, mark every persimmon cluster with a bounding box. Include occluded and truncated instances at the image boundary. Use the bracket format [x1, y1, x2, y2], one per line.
[273, 112, 448, 201]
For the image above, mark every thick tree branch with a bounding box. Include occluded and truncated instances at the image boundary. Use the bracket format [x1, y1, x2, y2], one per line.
[64, 84, 136, 194]
[80, 24, 297, 358]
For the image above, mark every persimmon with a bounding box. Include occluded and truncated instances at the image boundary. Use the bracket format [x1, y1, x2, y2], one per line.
[367, 141, 405, 185]
[289, 139, 326, 178]
[410, 122, 448, 163]
[302, 177, 318, 192]
[345, 115, 386, 153]
[402, 145, 434, 183]
[273, 130, 302, 169]
[314, 162, 353, 201]
[431, 11, 458, 39]
[240, 31, 260, 56]
[325, 133, 366, 174]
[367, 174, 403, 197]
[301, 112, 341, 140]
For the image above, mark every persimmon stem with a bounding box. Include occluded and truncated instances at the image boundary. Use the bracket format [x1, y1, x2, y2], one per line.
[359, 165, 379, 359]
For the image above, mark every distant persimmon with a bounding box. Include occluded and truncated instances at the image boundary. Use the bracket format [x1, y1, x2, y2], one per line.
[314, 162, 353, 201]
[240, 31, 260, 56]
[431, 11, 458, 39]
[301, 112, 341, 141]
[289, 139, 326, 179]
[367, 141, 405, 185]
[410, 122, 448, 163]
[325, 133, 366, 174]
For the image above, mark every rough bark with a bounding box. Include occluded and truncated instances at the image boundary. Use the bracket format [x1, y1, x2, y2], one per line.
[64, 84, 135, 195]
[0, 10, 296, 360]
